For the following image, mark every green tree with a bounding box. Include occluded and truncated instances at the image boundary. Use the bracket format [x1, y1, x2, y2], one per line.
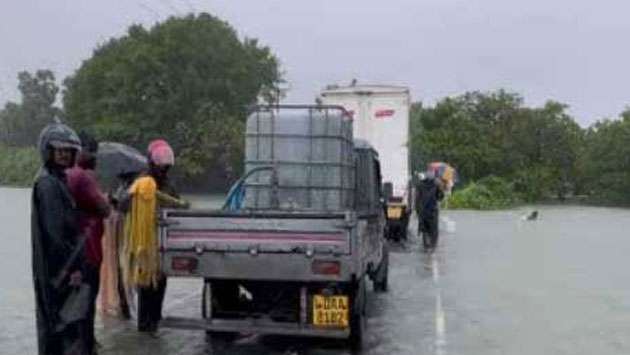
[578, 110, 630, 204]
[410, 90, 523, 183]
[411, 90, 583, 202]
[63, 13, 282, 187]
[0, 70, 62, 146]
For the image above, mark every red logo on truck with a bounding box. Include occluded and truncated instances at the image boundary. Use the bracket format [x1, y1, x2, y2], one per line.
[375, 109, 395, 119]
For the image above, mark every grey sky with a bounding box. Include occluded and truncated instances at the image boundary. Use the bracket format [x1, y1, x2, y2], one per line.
[1, 0, 629, 125]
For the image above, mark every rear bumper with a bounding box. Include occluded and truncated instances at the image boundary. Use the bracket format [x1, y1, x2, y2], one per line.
[161, 316, 350, 338]
[162, 252, 357, 282]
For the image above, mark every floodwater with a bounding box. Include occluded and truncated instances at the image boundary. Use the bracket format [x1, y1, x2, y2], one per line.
[2, 187, 630, 354]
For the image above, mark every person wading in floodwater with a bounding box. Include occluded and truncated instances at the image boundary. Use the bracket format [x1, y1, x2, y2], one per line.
[415, 170, 444, 251]
[66, 132, 111, 355]
[121, 139, 189, 334]
[31, 122, 88, 355]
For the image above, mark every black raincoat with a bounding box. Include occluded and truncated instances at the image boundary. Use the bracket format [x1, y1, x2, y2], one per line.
[415, 177, 444, 246]
[32, 167, 85, 354]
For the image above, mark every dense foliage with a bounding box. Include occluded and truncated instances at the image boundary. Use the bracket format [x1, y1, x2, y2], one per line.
[447, 176, 519, 210]
[0, 70, 63, 147]
[63, 13, 282, 188]
[577, 111, 630, 205]
[0, 144, 39, 187]
[412, 91, 630, 207]
[1, 14, 630, 206]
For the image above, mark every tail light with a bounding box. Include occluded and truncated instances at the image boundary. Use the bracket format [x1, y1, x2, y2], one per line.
[312, 260, 340, 275]
[171, 257, 198, 273]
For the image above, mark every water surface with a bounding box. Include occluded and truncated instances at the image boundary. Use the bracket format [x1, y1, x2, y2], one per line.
[2, 187, 630, 354]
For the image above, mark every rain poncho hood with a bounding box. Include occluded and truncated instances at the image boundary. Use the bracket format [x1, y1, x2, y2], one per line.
[37, 122, 81, 162]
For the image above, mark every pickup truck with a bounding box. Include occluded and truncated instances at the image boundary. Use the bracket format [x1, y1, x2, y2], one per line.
[159, 105, 389, 348]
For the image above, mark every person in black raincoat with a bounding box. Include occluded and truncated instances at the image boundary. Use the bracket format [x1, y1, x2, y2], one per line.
[32, 122, 87, 355]
[414, 171, 444, 250]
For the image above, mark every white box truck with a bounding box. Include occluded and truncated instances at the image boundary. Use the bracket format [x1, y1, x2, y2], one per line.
[320, 84, 412, 240]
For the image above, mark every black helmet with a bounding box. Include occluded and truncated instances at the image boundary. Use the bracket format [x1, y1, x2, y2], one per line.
[78, 131, 99, 154]
[37, 122, 81, 162]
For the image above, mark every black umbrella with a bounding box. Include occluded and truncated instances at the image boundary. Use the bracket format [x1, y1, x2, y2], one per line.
[96, 142, 148, 191]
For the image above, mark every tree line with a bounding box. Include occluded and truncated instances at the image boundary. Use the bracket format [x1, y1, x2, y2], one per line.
[1, 13, 282, 191]
[411, 91, 630, 205]
[1, 12, 629, 204]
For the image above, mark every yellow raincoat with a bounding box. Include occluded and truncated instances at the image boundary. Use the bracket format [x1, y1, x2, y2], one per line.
[121, 176, 189, 289]
[122, 176, 160, 288]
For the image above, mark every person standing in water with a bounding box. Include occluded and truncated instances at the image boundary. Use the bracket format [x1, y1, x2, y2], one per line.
[31, 122, 87, 355]
[122, 139, 189, 333]
[66, 132, 111, 355]
[415, 170, 444, 250]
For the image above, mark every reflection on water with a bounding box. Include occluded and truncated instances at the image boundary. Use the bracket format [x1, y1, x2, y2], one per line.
[434, 292, 446, 355]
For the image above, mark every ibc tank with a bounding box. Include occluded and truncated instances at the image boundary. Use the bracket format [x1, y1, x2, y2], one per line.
[243, 105, 355, 211]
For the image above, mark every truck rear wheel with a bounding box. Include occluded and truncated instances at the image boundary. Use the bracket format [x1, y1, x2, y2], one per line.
[373, 245, 389, 293]
[399, 224, 408, 240]
[400, 211, 410, 240]
[348, 279, 366, 350]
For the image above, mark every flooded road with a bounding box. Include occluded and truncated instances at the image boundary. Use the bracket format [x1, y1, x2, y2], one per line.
[3, 187, 630, 354]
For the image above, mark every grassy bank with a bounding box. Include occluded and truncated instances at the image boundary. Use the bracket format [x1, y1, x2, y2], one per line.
[446, 176, 521, 210]
[445, 175, 621, 210]
[0, 145, 39, 187]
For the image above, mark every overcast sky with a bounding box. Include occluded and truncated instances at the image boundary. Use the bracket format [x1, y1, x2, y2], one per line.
[1, 0, 629, 125]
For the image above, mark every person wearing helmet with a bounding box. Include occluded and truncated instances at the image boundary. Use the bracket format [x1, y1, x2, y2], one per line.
[66, 131, 111, 354]
[122, 139, 188, 334]
[31, 122, 87, 355]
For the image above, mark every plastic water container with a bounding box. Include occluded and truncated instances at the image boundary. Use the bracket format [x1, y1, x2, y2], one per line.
[243, 106, 355, 211]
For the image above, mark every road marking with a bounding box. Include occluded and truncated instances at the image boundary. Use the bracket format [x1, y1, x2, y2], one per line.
[435, 292, 447, 355]
[430, 253, 447, 355]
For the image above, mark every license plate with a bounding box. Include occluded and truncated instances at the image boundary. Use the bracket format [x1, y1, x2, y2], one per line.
[312, 295, 349, 328]
[387, 206, 403, 219]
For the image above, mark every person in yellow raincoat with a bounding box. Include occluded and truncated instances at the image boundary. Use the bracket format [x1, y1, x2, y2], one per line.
[121, 139, 189, 333]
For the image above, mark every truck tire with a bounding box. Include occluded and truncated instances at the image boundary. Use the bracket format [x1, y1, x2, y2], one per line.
[349, 279, 367, 350]
[401, 212, 409, 240]
[373, 245, 389, 293]
[400, 224, 408, 240]
[386, 221, 400, 242]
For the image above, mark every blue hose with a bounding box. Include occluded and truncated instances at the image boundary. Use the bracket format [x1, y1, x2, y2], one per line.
[222, 166, 274, 211]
